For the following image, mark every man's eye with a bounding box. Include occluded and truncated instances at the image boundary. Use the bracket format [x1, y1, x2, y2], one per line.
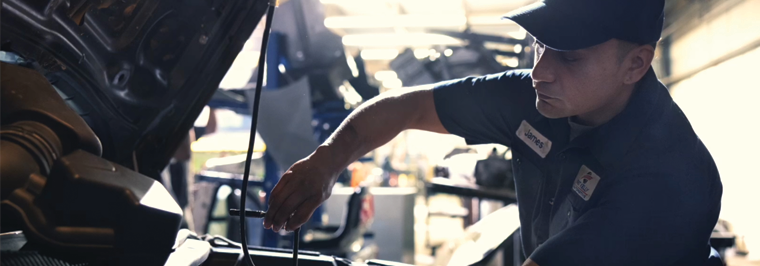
[560, 53, 579, 62]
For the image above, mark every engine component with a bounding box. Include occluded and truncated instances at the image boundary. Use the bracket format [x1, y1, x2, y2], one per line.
[1, 62, 182, 265]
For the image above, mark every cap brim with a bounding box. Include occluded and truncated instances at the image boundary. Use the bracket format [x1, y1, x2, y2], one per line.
[502, 2, 611, 51]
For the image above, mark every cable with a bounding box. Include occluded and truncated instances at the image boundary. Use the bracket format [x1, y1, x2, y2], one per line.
[228, 209, 300, 265]
[238, 2, 277, 266]
[293, 227, 300, 266]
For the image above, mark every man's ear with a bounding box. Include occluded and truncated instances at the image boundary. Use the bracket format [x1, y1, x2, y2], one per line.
[623, 45, 655, 85]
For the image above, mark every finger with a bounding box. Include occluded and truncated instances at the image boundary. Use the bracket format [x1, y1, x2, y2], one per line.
[270, 190, 309, 232]
[268, 170, 294, 205]
[285, 199, 321, 231]
[263, 174, 295, 229]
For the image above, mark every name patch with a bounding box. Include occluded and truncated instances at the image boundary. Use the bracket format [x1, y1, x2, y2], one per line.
[516, 120, 552, 158]
[572, 165, 601, 201]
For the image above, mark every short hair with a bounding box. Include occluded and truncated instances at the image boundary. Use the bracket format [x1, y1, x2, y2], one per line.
[617, 40, 639, 63]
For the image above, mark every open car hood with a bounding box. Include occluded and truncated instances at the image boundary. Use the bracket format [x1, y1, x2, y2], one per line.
[1, 0, 268, 178]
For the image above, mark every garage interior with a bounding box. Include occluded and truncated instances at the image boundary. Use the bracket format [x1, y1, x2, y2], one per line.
[1, 0, 758, 265]
[216, 0, 760, 265]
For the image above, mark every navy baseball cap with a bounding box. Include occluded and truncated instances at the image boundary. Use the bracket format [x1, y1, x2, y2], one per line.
[503, 0, 665, 51]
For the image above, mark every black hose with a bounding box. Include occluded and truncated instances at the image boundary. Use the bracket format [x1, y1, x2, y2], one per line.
[228, 209, 301, 266]
[293, 228, 300, 266]
[238, 3, 277, 266]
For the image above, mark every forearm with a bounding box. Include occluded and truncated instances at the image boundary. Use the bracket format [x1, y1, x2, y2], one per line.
[315, 86, 446, 175]
[264, 86, 448, 231]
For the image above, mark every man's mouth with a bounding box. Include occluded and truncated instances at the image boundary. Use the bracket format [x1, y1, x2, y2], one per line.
[536, 92, 556, 101]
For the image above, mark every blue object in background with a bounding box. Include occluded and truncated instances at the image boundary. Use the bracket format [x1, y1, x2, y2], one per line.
[266, 32, 281, 90]
[262, 151, 281, 247]
[312, 101, 353, 143]
[255, 30, 355, 248]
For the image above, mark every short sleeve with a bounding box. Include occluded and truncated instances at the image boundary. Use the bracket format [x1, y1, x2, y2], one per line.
[529, 171, 722, 266]
[433, 69, 535, 146]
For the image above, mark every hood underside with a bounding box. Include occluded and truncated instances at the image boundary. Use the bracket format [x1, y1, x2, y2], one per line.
[1, 0, 268, 178]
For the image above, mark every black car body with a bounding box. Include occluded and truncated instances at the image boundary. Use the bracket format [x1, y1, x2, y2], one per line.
[2, 0, 267, 180]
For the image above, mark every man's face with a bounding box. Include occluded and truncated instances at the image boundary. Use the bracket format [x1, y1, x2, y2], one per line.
[530, 39, 629, 119]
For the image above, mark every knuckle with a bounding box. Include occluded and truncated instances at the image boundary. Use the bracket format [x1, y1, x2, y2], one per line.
[320, 189, 332, 202]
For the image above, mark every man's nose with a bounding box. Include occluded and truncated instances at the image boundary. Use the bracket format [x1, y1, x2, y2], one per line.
[531, 51, 555, 85]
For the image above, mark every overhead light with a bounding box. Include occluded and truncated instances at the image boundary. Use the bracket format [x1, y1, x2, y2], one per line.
[507, 28, 527, 40]
[467, 15, 516, 26]
[414, 48, 431, 59]
[374, 70, 398, 81]
[360, 49, 400, 60]
[429, 52, 441, 61]
[321, 0, 401, 4]
[506, 58, 519, 68]
[339, 82, 363, 105]
[324, 14, 466, 29]
[382, 78, 403, 89]
[345, 50, 360, 78]
[444, 49, 453, 57]
[343, 33, 463, 48]
[514, 44, 523, 53]
[496, 55, 519, 68]
[320, 0, 365, 4]
[484, 42, 522, 54]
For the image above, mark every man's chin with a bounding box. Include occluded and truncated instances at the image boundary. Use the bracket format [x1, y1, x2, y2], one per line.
[536, 102, 570, 119]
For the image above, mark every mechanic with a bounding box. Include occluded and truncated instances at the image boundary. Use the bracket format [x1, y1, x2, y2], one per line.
[263, 0, 723, 265]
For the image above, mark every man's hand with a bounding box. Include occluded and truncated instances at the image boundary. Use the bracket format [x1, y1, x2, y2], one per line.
[263, 86, 445, 232]
[263, 148, 338, 232]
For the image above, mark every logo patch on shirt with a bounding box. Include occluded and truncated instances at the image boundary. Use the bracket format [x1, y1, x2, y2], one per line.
[572, 165, 600, 201]
[516, 120, 552, 158]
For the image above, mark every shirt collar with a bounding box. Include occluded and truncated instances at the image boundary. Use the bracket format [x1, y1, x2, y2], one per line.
[561, 67, 668, 169]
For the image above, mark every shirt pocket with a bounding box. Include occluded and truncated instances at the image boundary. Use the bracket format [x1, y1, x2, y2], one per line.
[511, 150, 543, 205]
[548, 192, 587, 236]
[567, 191, 590, 223]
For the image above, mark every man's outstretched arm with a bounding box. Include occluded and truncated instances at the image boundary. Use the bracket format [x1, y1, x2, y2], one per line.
[264, 70, 533, 232]
[263, 86, 447, 231]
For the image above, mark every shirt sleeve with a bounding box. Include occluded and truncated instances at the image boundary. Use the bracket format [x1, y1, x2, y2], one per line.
[529, 171, 722, 266]
[433, 69, 535, 146]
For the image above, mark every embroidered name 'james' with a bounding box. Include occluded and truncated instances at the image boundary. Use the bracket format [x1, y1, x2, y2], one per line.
[524, 129, 545, 149]
[516, 120, 552, 158]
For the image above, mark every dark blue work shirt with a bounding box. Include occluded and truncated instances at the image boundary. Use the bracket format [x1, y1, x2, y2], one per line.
[433, 68, 722, 265]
